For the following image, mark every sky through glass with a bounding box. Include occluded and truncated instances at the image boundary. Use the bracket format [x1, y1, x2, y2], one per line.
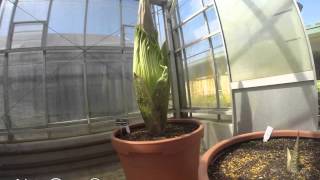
[298, 0, 320, 26]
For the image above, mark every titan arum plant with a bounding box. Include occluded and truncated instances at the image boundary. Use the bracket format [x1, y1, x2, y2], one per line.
[133, 0, 175, 135]
[287, 134, 300, 173]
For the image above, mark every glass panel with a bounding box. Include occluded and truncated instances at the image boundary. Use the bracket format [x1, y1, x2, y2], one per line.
[153, 5, 166, 45]
[211, 34, 224, 49]
[0, 55, 5, 129]
[203, 0, 213, 6]
[124, 55, 138, 113]
[0, 1, 14, 49]
[46, 50, 83, 62]
[86, 53, 125, 117]
[185, 40, 216, 108]
[12, 23, 43, 48]
[182, 14, 208, 45]
[178, 0, 203, 22]
[122, 0, 139, 26]
[216, 0, 312, 81]
[46, 52, 85, 122]
[86, 0, 120, 46]
[14, 0, 49, 22]
[205, 7, 219, 33]
[124, 26, 134, 47]
[47, 0, 85, 46]
[175, 51, 189, 108]
[211, 34, 231, 107]
[8, 52, 45, 128]
[186, 39, 210, 58]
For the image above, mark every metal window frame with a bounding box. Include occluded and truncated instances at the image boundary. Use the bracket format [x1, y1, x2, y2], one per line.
[292, 0, 318, 99]
[43, 0, 53, 127]
[3, 0, 17, 140]
[175, 1, 192, 115]
[173, 2, 215, 30]
[0, 0, 7, 26]
[0, 0, 140, 142]
[172, 0, 233, 119]
[11, 21, 46, 49]
[201, 0, 221, 118]
[174, 30, 220, 53]
[83, 0, 90, 125]
[122, 24, 135, 47]
[162, 4, 181, 117]
[212, 0, 234, 121]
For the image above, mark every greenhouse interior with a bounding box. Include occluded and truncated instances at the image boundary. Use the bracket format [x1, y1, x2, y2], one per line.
[0, 0, 319, 179]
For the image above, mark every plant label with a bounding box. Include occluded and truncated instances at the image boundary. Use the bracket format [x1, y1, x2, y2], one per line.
[125, 125, 131, 134]
[263, 126, 273, 142]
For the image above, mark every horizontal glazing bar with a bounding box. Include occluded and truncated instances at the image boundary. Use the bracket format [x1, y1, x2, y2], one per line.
[123, 24, 135, 28]
[230, 71, 315, 90]
[0, 46, 134, 53]
[181, 108, 232, 115]
[0, 109, 176, 134]
[174, 30, 220, 53]
[173, 2, 214, 30]
[0, 115, 142, 133]
[13, 20, 47, 25]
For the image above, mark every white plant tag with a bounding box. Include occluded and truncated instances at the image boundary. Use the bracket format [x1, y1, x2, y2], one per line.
[263, 126, 273, 142]
[125, 125, 131, 134]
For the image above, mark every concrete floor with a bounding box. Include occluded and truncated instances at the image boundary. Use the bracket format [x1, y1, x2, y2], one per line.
[6, 162, 125, 180]
[5, 147, 208, 180]
[2, 128, 211, 180]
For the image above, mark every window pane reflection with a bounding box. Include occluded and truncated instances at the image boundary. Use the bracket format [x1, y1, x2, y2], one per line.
[124, 26, 135, 47]
[47, 0, 85, 46]
[186, 39, 210, 58]
[0, 1, 14, 49]
[46, 51, 86, 122]
[122, 0, 139, 25]
[86, 0, 120, 46]
[87, 61, 125, 117]
[211, 34, 231, 107]
[182, 14, 208, 45]
[178, 0, 203, 22]
[12, 23, 43, 48]
[14, 0, 49, 22]
[216, 0, 312, 81]
[203, 0, 213, 6]
[8, 52, 45, 128]
[205, 7, 219, 33]
[185, 41, 216, 108]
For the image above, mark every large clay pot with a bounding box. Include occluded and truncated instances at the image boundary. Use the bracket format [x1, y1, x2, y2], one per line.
[111, 119, 204, 180]
[198, 130, 320, 180]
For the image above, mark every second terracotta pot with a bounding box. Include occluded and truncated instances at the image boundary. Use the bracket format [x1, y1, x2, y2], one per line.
[198, 130, 320, 180]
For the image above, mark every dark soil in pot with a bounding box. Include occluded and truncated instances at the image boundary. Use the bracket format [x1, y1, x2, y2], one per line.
[208, 138, 320, 180]
[116, 122, 198, 141]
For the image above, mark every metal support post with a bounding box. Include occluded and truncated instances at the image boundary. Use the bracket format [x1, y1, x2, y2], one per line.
[163, 5, 181, 118]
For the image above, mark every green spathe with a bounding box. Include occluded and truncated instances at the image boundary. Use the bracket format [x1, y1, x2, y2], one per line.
[133, 0, 170, 135]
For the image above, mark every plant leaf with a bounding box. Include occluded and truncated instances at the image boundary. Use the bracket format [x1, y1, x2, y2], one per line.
[287, 147, 292, 172]
[287, 135, 300, 173]
[133, 1, 170, 134]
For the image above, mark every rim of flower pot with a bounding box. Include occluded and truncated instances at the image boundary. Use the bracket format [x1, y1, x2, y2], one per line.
[111, 118, 203, 145]
[199, 130, 320, 180]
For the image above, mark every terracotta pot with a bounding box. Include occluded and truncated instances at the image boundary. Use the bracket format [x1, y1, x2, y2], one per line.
[199, 130, 320, 180]
[111, 119, 204, 180]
